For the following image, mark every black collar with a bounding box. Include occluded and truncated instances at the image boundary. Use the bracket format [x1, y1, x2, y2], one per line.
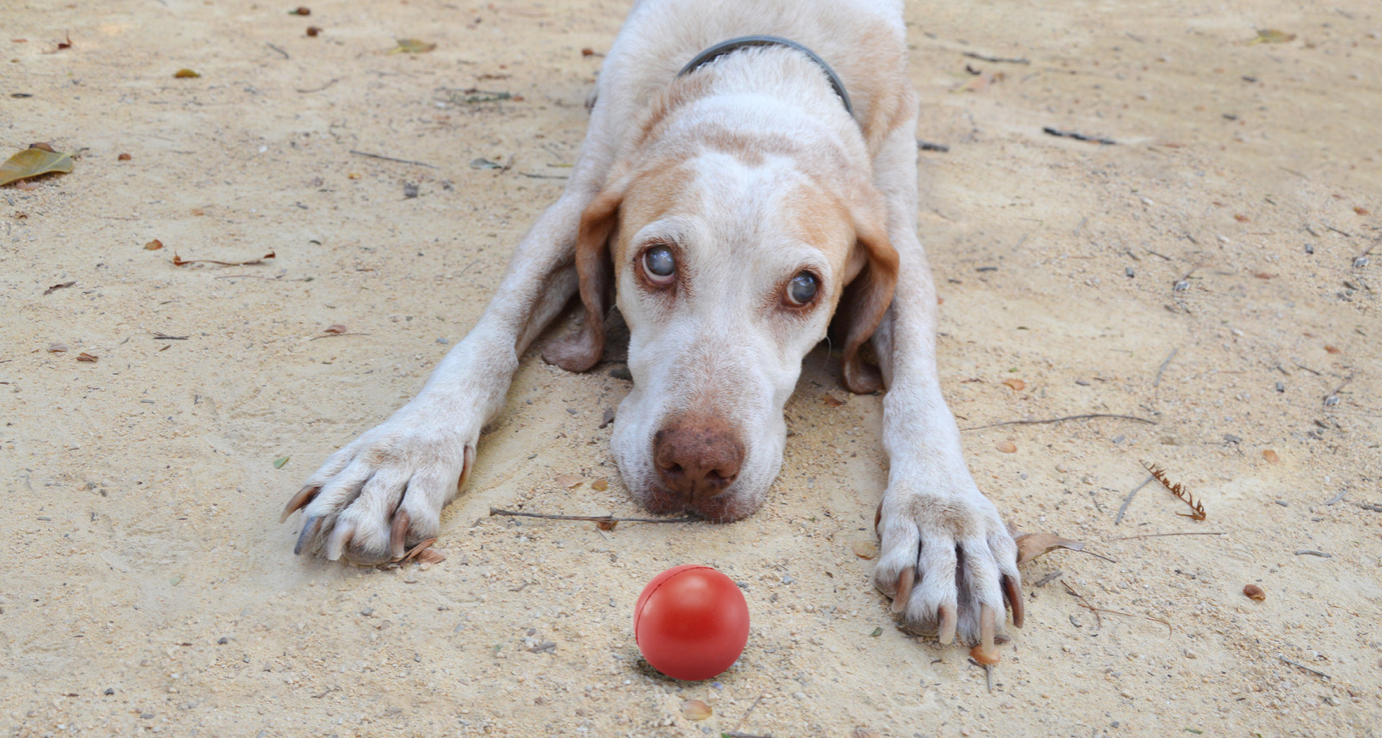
[676, 35, 854, 118]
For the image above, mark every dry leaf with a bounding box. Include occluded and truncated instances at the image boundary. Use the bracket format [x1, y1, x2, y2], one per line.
[554, 474, 581, 489]
[1254, 272, 1276, 279]
[1014, 532, 1083, 566]
[76, 352, 98, 362]
[118, 153, 132, 161]
[392, 39, 437, 54]
[1243, 584, 1266, 601]
[1234, 214, 1249, 222]
[306, 26, 322, 37]
[29, 142, 55, 152]
[997, 441, 1017, 454]
[290, 5, 310, 15]
[851, 540, 878, 560]
[48, 342, 68, 353]
[1262, 449, 1279, 464]
[680, 699, 712, 721]
[144, 239, 164, 251]
[823, 395, 844, 407]
[594, 519, 618, 532]
[43, 281, 76, 295]
[174, 68, 201, 78]
[1355, 207, 1371, 216]
[1003, 378, 1026, 391]
[0, 147, 74, 186]
[324, 324, 347, 334]
[591, 478, 609, 492]
[1324, 345, 1340, 354]
[1251, 29, 1296, 44]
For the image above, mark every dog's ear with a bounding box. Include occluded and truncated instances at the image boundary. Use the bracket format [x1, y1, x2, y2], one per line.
[838, 187, 900, 394]
[542, 184, 624, 372]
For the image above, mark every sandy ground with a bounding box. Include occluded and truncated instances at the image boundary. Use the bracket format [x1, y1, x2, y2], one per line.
[2, 0, 1380, 735]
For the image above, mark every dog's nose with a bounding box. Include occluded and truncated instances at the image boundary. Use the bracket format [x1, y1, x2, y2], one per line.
[653, 418, 744, 502]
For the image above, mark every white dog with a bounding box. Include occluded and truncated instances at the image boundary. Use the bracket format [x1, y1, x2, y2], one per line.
[282, 0, 1023, 648]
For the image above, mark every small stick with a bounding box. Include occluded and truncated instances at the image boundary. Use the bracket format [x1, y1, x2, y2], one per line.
[1063, 581, 1172, 634]
[1061, 581, 1101, 628]
[966, 658, 995, 693]
[963, 51, 1030, 65]
[349, 150, 438, 169]
[961, 413, 1155, 432]
[1108, 531, 1225, 541]
[1114, 475, 1154, 525]
[266, 42, 290, 59]
[1033, 570, 1063, 587]
[1322, 224, 1352, 238]
[153, 334, 188, 340]
[734, 694, 765, 732]
[1153, 348, 1178, 387]
[489, 507, 697, 525]
[296, 78, 341, 94]
[1324, 490, 1347, 505]
[1279, 655, 1331, 680]
[172, 251, 275, 267]
[1294, 550, 1331, 558]
[309, 332, 371, 341]
[917, 139, 950, 152]
[1043, 127, 1116, 145]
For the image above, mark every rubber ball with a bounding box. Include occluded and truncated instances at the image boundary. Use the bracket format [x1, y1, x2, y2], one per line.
[633, 564, 750, 681]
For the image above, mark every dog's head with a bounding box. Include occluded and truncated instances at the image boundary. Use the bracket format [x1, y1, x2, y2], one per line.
[544, 93, 896, 521]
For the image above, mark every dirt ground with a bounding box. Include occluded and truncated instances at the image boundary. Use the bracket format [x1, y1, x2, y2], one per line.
[2, 0, 1380, 736]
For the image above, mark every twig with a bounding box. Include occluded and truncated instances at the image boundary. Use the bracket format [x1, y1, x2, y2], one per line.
[1114, 475, 1154, 525]
[967, 658, 994, 693]
[1324, 490, 1347, 505]
[518, 172, 568, 179]
[153, 334, 188, 340]
[266, 42, 289, 59]
[309, 332, 371, 341]
[1322, 224, 1352, 238]
[1279, 655, 1331, 680]
[963, 51, 1030, 65]
[1071, 548, 1118, 564]
[1107, 531, 1225, 541]
[1043, 127, 1116, 145]
[917, 139, 950, 152]
[1294, 550, 1331, 558]
[1153, 348, 1178, 387]
[735, 694, 765, 732]
[1061, 581, 1101, 628]
[1033, 570, 1063, 587]
[1063, 581, 1172, 634]
[296, 78, 341, 94]
[489, 507, 697, 525]
[348, 150, 438, 169]
[172, 251, 275, 267]
[962, 413, 1155, 432]
[43, 281, 76, 295]
[1142, 462, 1206, 521]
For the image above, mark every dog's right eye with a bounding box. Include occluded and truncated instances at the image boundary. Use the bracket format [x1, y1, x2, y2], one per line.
[642, 245, 676, 285]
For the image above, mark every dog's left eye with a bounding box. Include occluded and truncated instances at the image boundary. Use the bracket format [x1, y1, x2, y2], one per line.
[786, 272, 818, 306]
[642, 245, 677, 285]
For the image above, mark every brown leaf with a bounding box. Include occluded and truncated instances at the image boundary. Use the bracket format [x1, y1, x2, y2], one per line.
[56, 34, 72, 51]
[851, 540, 878, 560]
[1243, 584, 1266, 601]
[290, 6, 311, 15]
[590, 477, 609, 492]
[1355, 207, 1371, 216]
[554, 474, 581, 489]
[118, 153, 132, 161]
[680, 700, 712, 721]
[594, 520, 618, 532]
[581, 47, 595, 57]
[29, 142, 55, 153]
[48, 342, 68, 353]
[306, 26, 322, 37]
[997, 441, 1017, 454]
[1324, 345, 1340, 354]
[1014, 532, 1083, 566]
[144, 239, 164, 251]
[43, 280, 76, 295]
[324, 324, 347, 334]
[1262, 449, 1279, 464]
[1234, 214, 1249, 222]
[823, 395, 844, 407]
[174, 68, 201, 78]
[76, 352, 98, 362]
[1254, 272, 1275, 279]
[0, 148, 74, 186]
[1003, 378, 1026, 391]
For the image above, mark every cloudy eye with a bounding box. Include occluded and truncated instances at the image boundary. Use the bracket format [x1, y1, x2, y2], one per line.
[786, 272, 818, 306]
[643, 245, 676, 285]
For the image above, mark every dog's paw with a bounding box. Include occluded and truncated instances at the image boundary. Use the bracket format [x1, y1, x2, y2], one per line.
[281, 404, 476, 565]
[873, 479, 1022, 648]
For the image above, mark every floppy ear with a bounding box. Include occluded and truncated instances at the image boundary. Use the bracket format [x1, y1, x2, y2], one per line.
[837, 192, 900, 394]
[541, 185, 623, 372]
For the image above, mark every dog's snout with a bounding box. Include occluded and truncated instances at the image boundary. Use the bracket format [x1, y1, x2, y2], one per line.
[653, 418, 745, 501]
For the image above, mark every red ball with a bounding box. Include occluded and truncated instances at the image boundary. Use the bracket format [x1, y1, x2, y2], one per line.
[633, 564, 750, 681]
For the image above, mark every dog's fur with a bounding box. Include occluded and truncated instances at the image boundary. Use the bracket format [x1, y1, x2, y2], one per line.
[283, 0, 1022, 646]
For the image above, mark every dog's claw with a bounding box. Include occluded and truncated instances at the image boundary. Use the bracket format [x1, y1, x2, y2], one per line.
[970, 603, 1001, 664]
[874, 499, 883, 537]
[281, 485, 319, 524]
[293, 515, 320, 555]
[937, 604, 957, 645]
[1002, 574, 1024, 629]
[890, 567, 915, 613]
[325, 527, 353, 561]
[390, 510, 411, 560]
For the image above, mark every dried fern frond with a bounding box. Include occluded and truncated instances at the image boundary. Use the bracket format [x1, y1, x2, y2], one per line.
[1141, 461, 1207, 521]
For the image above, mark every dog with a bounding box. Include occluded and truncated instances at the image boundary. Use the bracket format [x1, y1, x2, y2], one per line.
[281, 0, 1023, 648]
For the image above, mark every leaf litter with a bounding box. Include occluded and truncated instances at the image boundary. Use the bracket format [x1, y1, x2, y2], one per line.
[1, 148, 74, 187]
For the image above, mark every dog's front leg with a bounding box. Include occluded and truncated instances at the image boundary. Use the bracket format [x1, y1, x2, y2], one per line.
[281, 163, 609, 564]
[867, 119, 1023, 646]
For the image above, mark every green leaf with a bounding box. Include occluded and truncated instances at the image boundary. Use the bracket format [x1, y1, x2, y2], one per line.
[1185, 730, 1203, 735]
[0, 148, 74, 186]
[870, 627, 883, 637]
[1250, 29, 1296, 44]
[273, 455, 290, 469]
[392, 39, 437, 54]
